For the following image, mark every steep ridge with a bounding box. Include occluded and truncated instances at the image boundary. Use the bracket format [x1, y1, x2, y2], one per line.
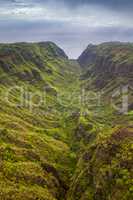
[78, 42, 133, 110]
[67, 42, 133, 200]
[0, 42, 132, 200]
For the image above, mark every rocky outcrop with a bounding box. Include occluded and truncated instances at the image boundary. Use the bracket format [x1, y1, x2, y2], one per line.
[78, 42, 133, 78]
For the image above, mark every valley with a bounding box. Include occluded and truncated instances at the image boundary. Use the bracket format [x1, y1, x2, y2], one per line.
[0, 42, 132, 200]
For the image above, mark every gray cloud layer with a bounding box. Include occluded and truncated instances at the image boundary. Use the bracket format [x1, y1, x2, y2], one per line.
[0, 0, 133, 58]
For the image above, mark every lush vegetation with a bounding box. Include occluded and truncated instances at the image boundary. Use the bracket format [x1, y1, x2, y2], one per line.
[0, 42, 132, 200]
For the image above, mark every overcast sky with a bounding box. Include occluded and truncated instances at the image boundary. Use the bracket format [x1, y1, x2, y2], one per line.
[0, 0, 133, 58]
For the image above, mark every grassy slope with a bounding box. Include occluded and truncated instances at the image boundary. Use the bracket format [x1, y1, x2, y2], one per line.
[0, 42, 81, 200]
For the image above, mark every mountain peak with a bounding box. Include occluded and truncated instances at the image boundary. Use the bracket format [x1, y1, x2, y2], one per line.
[38, 41, 68, 59]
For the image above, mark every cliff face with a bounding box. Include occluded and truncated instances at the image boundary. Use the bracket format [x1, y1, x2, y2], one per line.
[78, 42, 133, 111]
[78, 44, 97, 68]
[78, 42, 133, 77]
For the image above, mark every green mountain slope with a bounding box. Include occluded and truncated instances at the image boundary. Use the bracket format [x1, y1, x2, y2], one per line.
[0, 42, 81, 200]
[67, 42, 133, 200]
[0, 42, 132, 200]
